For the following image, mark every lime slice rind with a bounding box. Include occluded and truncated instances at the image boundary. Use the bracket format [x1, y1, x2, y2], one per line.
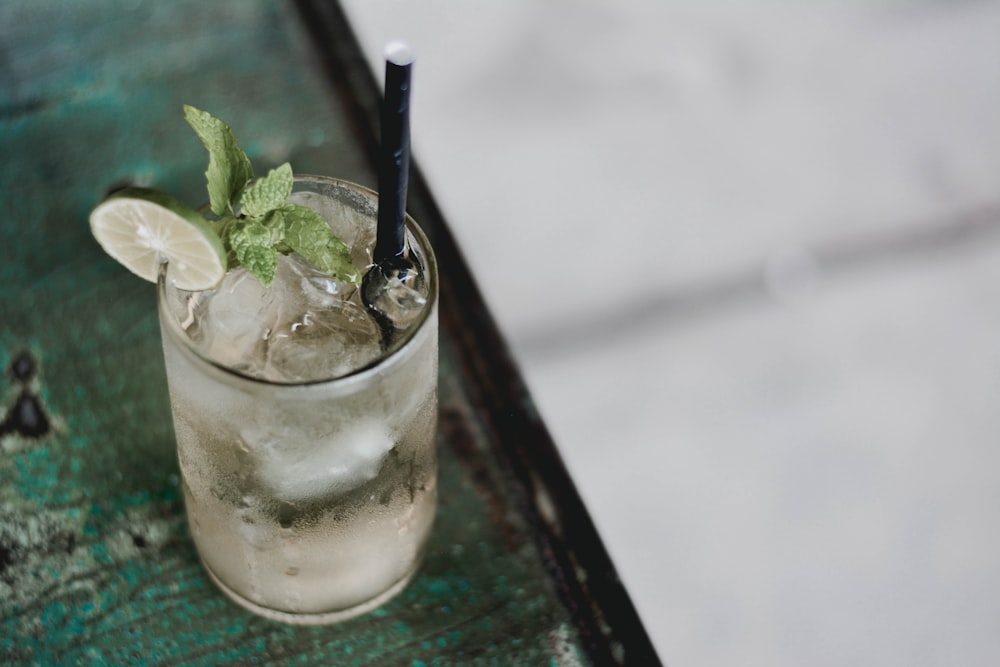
[90, 188, 227, 291]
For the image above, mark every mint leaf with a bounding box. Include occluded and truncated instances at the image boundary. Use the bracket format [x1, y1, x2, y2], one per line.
[262, 207, 288, 247]
[183, 105, 254, 216]
[229, 220, 277, 286]
[240, 162, 293, 219]
[279, 204, 360, 284]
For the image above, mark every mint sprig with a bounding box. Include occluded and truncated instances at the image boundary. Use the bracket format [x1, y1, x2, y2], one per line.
[182, 105, 358, 288]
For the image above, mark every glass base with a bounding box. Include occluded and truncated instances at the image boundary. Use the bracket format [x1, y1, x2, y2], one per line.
[201, 559, 418, 625]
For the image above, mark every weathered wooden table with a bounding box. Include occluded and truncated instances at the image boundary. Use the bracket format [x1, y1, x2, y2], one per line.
[0, 2, 660, 664]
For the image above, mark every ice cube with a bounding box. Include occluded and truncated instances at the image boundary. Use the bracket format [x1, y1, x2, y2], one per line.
[262, 254, 382, 382]
[254, 418, 394, 502]
[361, 252, 429, 348]
[263, 296, 382, 382]
[282, 253, 352, 309]
[195, 269, 284, 376]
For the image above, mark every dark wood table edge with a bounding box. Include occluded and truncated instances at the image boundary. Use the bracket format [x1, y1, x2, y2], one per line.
[292, 2, 663, 664]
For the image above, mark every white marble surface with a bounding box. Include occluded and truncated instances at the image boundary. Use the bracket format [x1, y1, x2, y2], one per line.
[340, 1, 1000, 664]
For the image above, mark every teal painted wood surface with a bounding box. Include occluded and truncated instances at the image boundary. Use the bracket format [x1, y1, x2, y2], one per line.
[0, 2, 594, 664]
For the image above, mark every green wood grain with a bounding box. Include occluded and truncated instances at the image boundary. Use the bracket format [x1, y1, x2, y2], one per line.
[0, 1, 590, 664]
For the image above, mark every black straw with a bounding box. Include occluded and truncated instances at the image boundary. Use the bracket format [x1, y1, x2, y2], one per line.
[374, 42, 414, 263]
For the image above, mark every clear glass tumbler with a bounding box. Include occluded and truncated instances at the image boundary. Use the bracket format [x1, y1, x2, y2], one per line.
[157, 176, 438, 624]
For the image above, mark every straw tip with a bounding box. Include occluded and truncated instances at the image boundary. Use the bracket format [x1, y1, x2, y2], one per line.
[384, 41, 415, 67]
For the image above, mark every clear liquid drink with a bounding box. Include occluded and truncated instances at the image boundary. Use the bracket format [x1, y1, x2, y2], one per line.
[157, 176, 438, 624]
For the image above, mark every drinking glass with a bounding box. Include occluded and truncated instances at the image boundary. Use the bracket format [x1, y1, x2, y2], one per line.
[157, 176, 438, 624]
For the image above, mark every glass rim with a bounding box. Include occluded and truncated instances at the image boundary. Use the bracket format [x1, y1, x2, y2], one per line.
[156, 175, 438, 389]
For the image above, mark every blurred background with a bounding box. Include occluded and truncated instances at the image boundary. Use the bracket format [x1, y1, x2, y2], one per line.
[340, 0, 1000, 664]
